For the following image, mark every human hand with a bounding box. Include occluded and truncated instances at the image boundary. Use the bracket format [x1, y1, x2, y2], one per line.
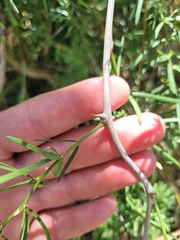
[0, 76, 165, 239]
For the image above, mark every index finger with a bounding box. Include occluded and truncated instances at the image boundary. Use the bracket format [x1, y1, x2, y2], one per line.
[0, 76, 130, 159]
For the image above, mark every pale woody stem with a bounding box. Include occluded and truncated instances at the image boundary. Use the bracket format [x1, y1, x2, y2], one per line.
[100, 1, 156, 239]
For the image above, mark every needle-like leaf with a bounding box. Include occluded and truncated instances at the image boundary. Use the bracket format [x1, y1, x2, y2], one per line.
[135, 0, 144, 25]
[20, 209, 30, 240]
[6, 136, 61, 160]
[128, 95, 142, 122]
[0, 159, 51, 184]
[28, 208, 51, 240]
[58, 146, 79, 181]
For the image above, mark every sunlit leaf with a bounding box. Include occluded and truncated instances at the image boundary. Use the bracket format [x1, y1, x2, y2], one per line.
[0, 162, 17, 172]
[155, 22, 164, 39]
[152, 145, 180, 167]
[135, 0, 144, 25]
[156, 54, 171, 63]
[165, 21, 174, 29]
[128, 95, 142, 122]
[134, 52, 144, 67]
[116, 36, 125, 76]
[153, 198, 169, 240]
[173, 64, 180, 73]
[132, 92, 180, 104]
[8, 0, 19, 14]
[164, 17, 174, 22]
[175, 16, 180, 21]
[152, 39, 161, 48]
[175, 103, 180, 131]
[163, 118, 180, 123]
[167, 59, 178, 95]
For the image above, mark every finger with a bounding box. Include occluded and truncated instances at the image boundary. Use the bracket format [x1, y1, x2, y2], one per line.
[13, 112, 165, 177]
[0, 112, 163, 217]
[1, 195, 117, 240]
[29, 195, 117, 240]
[30, 150, 156, 212]
[0, 76, 130, 160]
[1, 150, 155, 222]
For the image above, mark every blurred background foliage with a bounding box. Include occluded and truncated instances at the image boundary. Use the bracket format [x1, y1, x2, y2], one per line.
[0, 0, 180, 239]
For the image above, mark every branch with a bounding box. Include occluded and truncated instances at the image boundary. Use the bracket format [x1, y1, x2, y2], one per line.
[97, 1, 156, 239]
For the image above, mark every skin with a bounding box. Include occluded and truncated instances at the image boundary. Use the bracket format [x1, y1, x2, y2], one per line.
[0, 76, 165, 240]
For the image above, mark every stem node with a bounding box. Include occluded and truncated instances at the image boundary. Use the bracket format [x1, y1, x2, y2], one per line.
[94, 113, 109, 125]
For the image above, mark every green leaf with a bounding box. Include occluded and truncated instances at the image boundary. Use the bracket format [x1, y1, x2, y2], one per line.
[134, 52, 144, 67]
[164, 17, 174, 22]
[153, 199, 169, 240]
[6, 136, 60, 160]
[135, 0, 144, 25]
[0, 159, 51, 184]
[116, 36, 125, 76]
[173, 64, 180, 73]
[58, 146, 79, 181]
[42, 0, 48, 14]
[128, 95, 142, 122]
[8, 0, 19, 14]
[175, 16, 180, 21]
[152, 145, 180, 167]
[49, 147, 59, 155]
[155, 22, 164, 39]
[175, 103, 180, 131]
[163, 118, 180, 123]
[0, 180, 32, 192]
[6, 136, 45, 153]
[78, 0, 91, 9]
[28, 208, 51, 240]
[132, 92, 180, 104]
[151, 84, 165, 94]
[167, 59, 178, 95]
[20, 209, 30, 240]
[165, 21, 174, 29]
[53, 160, 63, 177]
[152, 39, 161, 48]
[0, 162, 17, 172]
[35, 139, 76, 143]
[156, 54, 171, 63]
[110, 51, 118, 75]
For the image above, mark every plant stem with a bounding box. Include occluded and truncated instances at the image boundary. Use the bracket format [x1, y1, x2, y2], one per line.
[97, 1, 156, 239]
[137, 0, 149, 90]
[58, 122, 104, 180]
[152, 198, 168, 240]
[62, 122, 103, 157]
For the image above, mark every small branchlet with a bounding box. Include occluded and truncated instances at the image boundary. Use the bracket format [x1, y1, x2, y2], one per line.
[101, 1, 156, 239]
